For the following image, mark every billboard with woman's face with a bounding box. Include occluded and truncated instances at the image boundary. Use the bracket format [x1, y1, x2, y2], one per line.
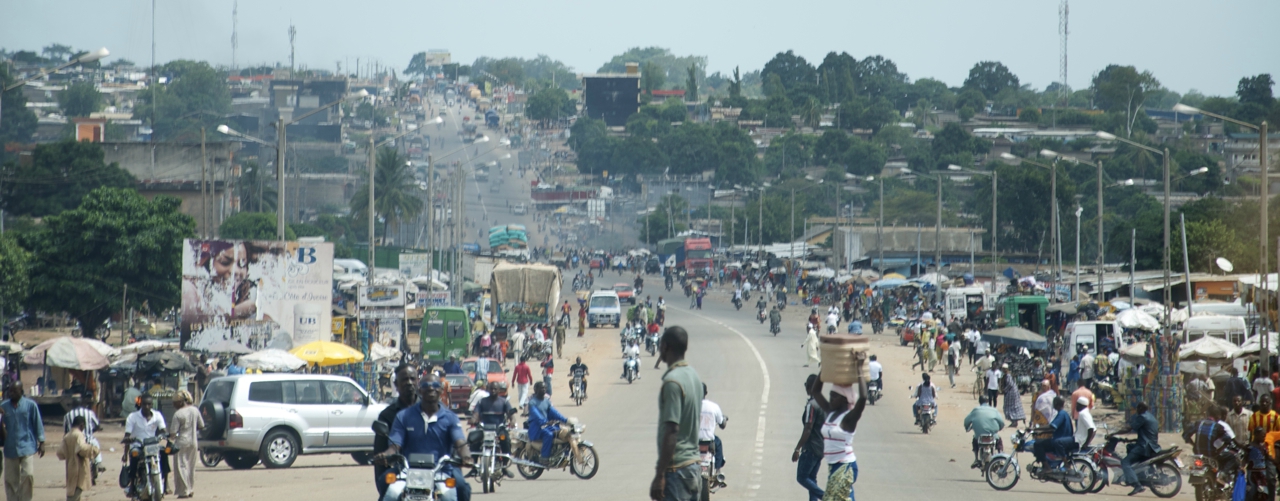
[180, 240, 334, 353]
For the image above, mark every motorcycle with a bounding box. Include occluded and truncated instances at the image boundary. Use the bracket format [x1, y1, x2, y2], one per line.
[769, 318, 781, 336]
[916, 402, 936, 433]
[776, 298, 787, 311]
[1187, 449, 1242, 501]
[623, 356, 639, 383]
[474, 423, 510, 494]
[867, 379, 881, 406]
[757, 308, 767, 324]
[732, 297, 742, 311]
[381, 453, 465, 501]
[127, 437, 176, 501]
[984, 428, 1098, 494]
[1084, 434, 1182, 497]
[646, 332, 659, 356]
[699, 440, 726, 499]
[975, 433, 1000, 475]
[571, 375, 586, 406]
[512, 418, 599, 481]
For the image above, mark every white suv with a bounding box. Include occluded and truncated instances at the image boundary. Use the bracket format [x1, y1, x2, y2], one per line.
[587, 290, 622, 328]
[197, 374, 387, 469]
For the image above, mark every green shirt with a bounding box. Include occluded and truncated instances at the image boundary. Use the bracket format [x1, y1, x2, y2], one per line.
[658, 360, 703, 468]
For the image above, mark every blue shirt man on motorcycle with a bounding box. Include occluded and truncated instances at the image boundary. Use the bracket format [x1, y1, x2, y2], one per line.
[1118, 402, 1161, 496]
[528, 381, 568, 458]
[380, 376, 473, 501]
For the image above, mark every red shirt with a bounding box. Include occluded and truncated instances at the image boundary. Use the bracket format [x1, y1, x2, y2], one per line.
[514, 363, 533, 384]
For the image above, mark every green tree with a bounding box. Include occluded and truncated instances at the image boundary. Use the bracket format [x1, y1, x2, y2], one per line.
[851, 55, 908, 104]
[349, 148, 423, 243]
[472, 57, 525, 85]
[1091, 64, 1160, 137]
[640, 61, 665, 94]
[798, 98, 822, 128]
[526, 86, 572, 122]
[598, 47, 706, 90]
[638, 194, 689, 243]
[0, 65, 38, 146]
[611, 136, 668, 176]
[959, 106, 976, 122]
[42, 44, 75, 61]
[57, 80, 103, 117]
[0, 235, 30, 319]
[728, 66, 743, 100]
[0, 139, 137, 217]
[963, 61, 1020, 100]
[219, 212, 294, 240]
[761, 51, 817, 97]
[841, 138, 888, 177]
[21, 187, 195, 337]
[405, 52, 429, 76]
[133, 61, 232, 142]
[955, 88, 987, 112]
[817, 52, 858, 104]
[1019, 107, 1042, 123]
[1174, 219, 1247, 273]
[685, 64, 699, 103]
[764, 94, 794, 128]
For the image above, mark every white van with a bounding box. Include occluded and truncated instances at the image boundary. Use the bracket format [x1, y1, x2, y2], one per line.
[1059, 321, 1121, 374]
[1184, 315, 1248, 346]
[944, 286, 988, 325]
[587, 290, 621, 328]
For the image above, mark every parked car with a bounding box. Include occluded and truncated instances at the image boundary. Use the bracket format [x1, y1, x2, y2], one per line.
[443, 374, 474, 414]
[197, 374, 387, 469]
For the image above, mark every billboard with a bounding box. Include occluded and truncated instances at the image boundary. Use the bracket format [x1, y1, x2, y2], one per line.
[358, 284, 407, 308]
[399, 253, 431, 278]
[180, 240, 334, 353]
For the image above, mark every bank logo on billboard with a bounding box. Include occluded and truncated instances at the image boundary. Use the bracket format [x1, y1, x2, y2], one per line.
[180, 240, 334, 353]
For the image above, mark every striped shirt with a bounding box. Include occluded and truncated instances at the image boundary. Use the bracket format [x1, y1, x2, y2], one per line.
[1249, 410, 1280, 433]
[821, 410, 856, 464]
[63, 407, 99, 442]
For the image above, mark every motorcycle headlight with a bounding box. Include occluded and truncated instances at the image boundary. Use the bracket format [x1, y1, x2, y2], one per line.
[406, 469, 433, 489]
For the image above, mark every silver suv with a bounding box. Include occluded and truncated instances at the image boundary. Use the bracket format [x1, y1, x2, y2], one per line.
[198, 374, 388, 469]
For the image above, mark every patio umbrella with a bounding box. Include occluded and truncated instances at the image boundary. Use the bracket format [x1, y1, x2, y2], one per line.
[871, 278, 908, 289]
[1179, 336, 1240, 360]
[981, 326, 1048, 350]
[290, 341, 365, 367]
[240, 349, 307, 372]
[23, 336, 116, 370]
[120, 340, 179, 356]
[137, 351, 198, 373]
[1115, 309, 1161, 332]
[882, 272, 906, 280]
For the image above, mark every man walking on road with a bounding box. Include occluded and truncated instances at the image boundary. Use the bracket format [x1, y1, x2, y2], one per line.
[514, 358, 533, 414]
[1, 383, 44, 501]
[792, 374, 825, 501]
[651, 326, 704, 501]
[509, 326, 526, 367]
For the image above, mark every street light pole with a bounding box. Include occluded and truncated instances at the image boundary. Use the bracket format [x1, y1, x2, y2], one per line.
[368, 136, 376, 283]
[1097, 160, 1104, 301]
[878, 177, 884, 274]
[1075, 204, 1082, 302]
[276, 117, 286, 240]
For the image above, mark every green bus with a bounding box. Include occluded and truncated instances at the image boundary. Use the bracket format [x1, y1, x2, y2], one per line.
[420, 306, 471, 363]
[999, 295, 1049, 336]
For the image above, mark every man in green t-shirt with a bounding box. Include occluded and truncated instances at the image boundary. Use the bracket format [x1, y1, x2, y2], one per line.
[651, 326, 703, 501]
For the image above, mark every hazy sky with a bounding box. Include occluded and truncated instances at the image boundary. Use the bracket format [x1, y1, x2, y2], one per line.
[3, 0, 1277, 97]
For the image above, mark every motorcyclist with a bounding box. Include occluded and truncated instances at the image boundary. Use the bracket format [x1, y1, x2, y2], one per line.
[867, 355, 883, 390]
[776, 287, 788, 308]
[374, 366, 419, 499]
[122, 393, 169, 497]
[634, 274, 644, 291]
[825, 309, 840, 335]
[527, 381, 572, 459]
[733, 288, 743, 307]
[911, 373, 938, 425]
[768, 305, 782, 331]
[1182, 404, 1238, 483]
[569, 357, 589, 399]
[375, 375, 473, 501]
[807, 308, 820, 332]
[700, 383, 728, 476]
[1116, 401, 1161, 496]
[756, 295, 768, 313]
[469, 381, 515, 478]
[963, 396, 1005, 469]
[1032, 395, 1073, 465]
[622, 342, 641, 379]
[847, 317, 863, 335]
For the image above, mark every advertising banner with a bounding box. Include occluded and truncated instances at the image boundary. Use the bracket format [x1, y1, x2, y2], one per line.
[180, 240, 334, 353]
[399, 253, 431, 278]
[358, 284, 407, 308]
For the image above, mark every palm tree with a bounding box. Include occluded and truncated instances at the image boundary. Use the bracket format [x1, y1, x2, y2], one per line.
[800, 98, 823, 129]
[349, 148, 423, 244]
[239, 161, 277, 213]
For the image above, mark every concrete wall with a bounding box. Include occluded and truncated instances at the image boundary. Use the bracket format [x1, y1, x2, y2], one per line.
[100, 141, 240, 182]
[834, 226, 985, 268]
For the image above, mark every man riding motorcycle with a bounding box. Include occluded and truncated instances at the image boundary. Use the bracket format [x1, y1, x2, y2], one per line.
[700, 383, 728, 481]
[912, 373, 939, 425]
[1116, 402, 1161, 496]
[622, 342, 642, 379]
[768, 306, 782, 332]
[122, 393, 169, 497]
[756, 296, 768, 313]
[469, 382, 515, 479]
[375, 375, 473, 501]
[634, 274, 644, 292]
[963, 396, 1005, 468]
[527, 382, 572, 460]
[569, 357, 589, 399]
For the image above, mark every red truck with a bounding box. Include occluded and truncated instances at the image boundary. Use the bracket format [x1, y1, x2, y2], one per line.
[683, 237, 713, 275]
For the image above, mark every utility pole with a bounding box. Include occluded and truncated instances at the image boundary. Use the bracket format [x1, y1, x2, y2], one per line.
[878, 177, 884, 274]
[200, 127, 208, 238]
[368, 137, 376, 284]
[992, 172, 998, 288]
[1097, 160, 1104, 301]
[120, 284, 127, 346]
[935, 174, 942, 290]
[276, 117, 287, 241]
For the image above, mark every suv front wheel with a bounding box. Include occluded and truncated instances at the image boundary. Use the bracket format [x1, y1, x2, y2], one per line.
[260, 429, 299, 468]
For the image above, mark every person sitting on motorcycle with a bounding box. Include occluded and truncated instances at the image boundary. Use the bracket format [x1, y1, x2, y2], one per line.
[699, 383, 728, 476]
[1032, 395, 1073, 465]
[377, 375, 473, 501]
[569, 357, 589, 398]
[1245, 427, 1277, 500]
[122, 393, 170, 497]
[469, 382, 515, 478]
[868, 355, 883, 390]
[635, 274, 644, 290]
[963, 396, 1005, 469]
[825, 309, 840, 334]
[622, 342, 641, 379]
[912, 373, 938, 425]
[733, 288, 743, 305]
[768, 306, 782, 331]
[527, 382, 570, 459]
[847, 317, 863, 335]
[1183, 405, 1238, 475]
[1117, 401, 1162, 496]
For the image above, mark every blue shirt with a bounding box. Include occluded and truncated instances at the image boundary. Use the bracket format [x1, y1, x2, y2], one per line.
[1128, 411, 1161, 453]
[387, 405, 465, 461]
[443, 362, 463, 375]
[0, 397, 45, 458]
[528, 395, 565, 430]
[847, 320, 863, 334]
[1049, 409, 1074, 441]
[227, 364, 246, 375]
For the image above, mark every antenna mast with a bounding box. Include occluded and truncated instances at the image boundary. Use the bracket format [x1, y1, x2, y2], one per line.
[231, 0, 238, 71]
[1059, 0, 1069, 103]
[288, 23, 297, 76]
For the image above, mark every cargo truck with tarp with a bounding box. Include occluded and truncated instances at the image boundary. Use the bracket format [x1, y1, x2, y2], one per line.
[488, 262, 562, 325]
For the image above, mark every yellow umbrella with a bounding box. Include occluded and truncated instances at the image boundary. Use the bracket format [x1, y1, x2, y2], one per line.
[290, 341, 366, 367]
[883, 272, 906, 280]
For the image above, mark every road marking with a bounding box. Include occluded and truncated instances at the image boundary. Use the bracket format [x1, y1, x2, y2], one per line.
[681, 308, 771, 492]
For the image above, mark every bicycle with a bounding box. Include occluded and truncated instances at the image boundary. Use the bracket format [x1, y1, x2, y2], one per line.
[971, 367, 985, 400]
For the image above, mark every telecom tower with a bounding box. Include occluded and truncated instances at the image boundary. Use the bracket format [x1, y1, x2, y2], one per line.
[289, 23, 297, 76]
[231, 1, 238, 71]
[1059, 0, 1069, 103]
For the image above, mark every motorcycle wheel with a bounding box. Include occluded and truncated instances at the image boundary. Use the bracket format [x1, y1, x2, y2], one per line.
[1062, 458, 1098, 494]
[985, 457, 1019, 491]
[200, 449, 223, 467]
[569, 445, 599, 479]
[483, 456, 497, 493]
[575, 389, 584, 406]
[1087, 469, 1107, 493]
[150, 472, 164, 501]
[920, 417, 931, 434]
[1148, 461, 1183, 498]
[515, 447, 544, 480]
[1193, 485, 1207, 501]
